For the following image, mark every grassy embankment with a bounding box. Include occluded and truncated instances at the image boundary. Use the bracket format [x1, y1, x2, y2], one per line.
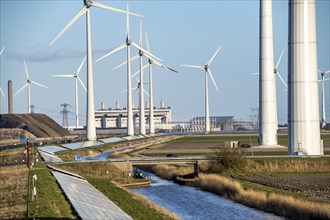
[56, 162, 178, 220]
[28, 165, 76, 219]
[140, 156, 330, 220]
[55, 135, 176, 161]
[26, 162, 177, 219]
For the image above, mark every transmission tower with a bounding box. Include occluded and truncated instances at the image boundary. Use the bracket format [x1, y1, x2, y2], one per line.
[60, 103, 71, 128]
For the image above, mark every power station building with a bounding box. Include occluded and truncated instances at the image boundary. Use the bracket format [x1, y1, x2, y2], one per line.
[94, 101, 172, 131]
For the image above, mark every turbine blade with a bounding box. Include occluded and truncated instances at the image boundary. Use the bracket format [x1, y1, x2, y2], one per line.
[153, 59, 178, 73]
[207, 45, 222, 66]
[31, 81, 50, 89]
[23, 60, 30, 80]
[139, 19, 143, 47]
[0, 46, 5, 55]
[207, 69, 219, 92]
[131, 42, 162, 62]
[181, 64, 204, 69]
[77, 77, 87, 91]
[325, 70, 330, 74]
[51, 74, 75, 78]
[14, 83, 28, 96]
[96, 43, 126, 62]
[77, 55, 87, 75]
[276, 71, 288, 88]
[91, 1, 143, 17]
[143, 89, 150, 97]
[131, 64, 148, 78]
[125, 4, 130, 40]
[0, 88, 5, 97]
[49, 7, 87, 46]
[275, 49, 285, 70]
[324, 78, 330, 82]
[252, 72, 259, 75]
[112, 54, 139, 71]
[145, 32, 150, 52]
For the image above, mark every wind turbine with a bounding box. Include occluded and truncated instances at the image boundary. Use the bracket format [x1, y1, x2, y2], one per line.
[15, 60, 50, 114]
[318, 69, 330, 128]
[143, 32, 177, 134]
[49, 0, 142, 140]
[181, 46, 222, 133]
[0, 46, 5, 97]
[52, 56, 87, 128]
[109, 29, 176, 135]
[96, 5, 159, 136]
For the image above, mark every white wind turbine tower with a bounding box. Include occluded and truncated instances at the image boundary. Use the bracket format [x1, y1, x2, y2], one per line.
[15, 60, 50, 114]
[50, 0, 142, 141]
[52, 56, 87, 128]
[318, 69, 330, 128]
[96, 5, 160, 136]
[0, 46, 5, 98]
[181, 46, 222, 133]
[143, 33, 177, 134]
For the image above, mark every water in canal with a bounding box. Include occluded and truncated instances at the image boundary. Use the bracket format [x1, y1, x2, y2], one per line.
[131, 173, 283, 220]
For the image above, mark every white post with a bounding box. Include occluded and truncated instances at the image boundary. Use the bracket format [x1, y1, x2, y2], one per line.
[259, 0, 278, 146]
[86, 9, 97, 141]
[288, 0, 322, 155]
[205, 71, 210, 133]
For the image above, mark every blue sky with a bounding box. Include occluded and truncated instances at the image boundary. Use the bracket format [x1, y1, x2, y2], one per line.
[0, 0, 329, 126]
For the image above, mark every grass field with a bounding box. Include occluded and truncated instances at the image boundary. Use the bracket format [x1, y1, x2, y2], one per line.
[0, 164, 28, 219]
[28, 165, 76, 219]
[140, 133, 330, 157]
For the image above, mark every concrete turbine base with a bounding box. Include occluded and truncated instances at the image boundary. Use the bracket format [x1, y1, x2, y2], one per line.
[251, 144, 287, 149]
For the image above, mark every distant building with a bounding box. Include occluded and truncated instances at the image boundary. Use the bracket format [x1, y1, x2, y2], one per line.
[94, 101, 171, 131]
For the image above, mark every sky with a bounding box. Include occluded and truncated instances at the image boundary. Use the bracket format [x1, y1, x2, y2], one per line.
[0, 0, 329, 126]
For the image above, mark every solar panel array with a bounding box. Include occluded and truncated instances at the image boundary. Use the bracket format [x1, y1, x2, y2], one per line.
[122, 135, 143, 141]
[38, 145, 68, 154]
[61, 140, 103, 150]
[39, 151, 63, 163]
[52, 171, 133, 220]
[101, 137, 125, 144]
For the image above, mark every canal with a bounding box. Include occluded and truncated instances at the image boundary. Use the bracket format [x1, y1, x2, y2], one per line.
[131, 172, 283, 220]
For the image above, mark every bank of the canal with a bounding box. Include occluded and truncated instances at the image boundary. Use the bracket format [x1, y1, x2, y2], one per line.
[131, 172, 283, 220]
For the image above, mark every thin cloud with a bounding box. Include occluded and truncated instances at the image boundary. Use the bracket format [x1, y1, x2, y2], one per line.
[5, 47, 117, 62]
[5, 48, 85, 62]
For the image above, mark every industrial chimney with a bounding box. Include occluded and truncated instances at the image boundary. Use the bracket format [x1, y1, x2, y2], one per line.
[116, 101, 120, 110]
[8, 80, 13, 114]
[101, 102, 105, 110]
[160, 100, 165, 109]
[146, 101, 150, 109]
[288, 0, 322, 155]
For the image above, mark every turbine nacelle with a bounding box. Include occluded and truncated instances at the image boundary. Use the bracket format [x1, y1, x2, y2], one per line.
[126, 38, 131, 46]
[204, 65, 209, 71]
[84, 0, 92, 8]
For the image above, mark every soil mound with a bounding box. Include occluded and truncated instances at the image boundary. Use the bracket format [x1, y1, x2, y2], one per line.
[0, 114, 71, 138]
